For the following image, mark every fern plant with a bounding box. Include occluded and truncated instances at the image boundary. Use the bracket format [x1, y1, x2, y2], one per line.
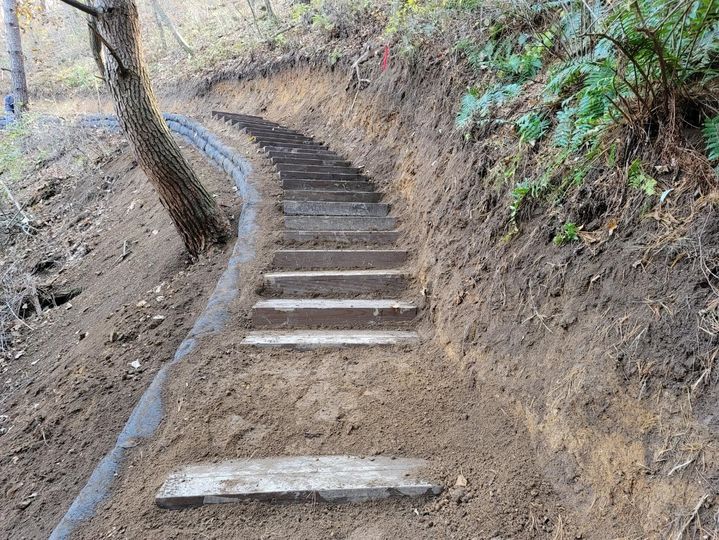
[704, 115, 719, 161]
[628, 159, 657, 196]
[516, 112, 549, 143]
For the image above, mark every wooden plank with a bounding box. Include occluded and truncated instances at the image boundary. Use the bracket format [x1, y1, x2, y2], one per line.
[275, 164, 361, 175]
[272, 249, 408, 269]
[283, 230, 400, 244]
[244, 128, 310, 140]
[263, 270, 406, 295]
[259, 141, 329, 151]
[271, 156, 352, 168]
[241, 330, 420, 348]
[156, 456, 440, 509]
[283, 201, 390, 217]
[279, 170, 364, 181]
[285, 216, 397, 231]
[282, 179, 374, 191]
[251, 299, 417, 326]
[282, 190, 382, 203]
[267, 149, 340, 159]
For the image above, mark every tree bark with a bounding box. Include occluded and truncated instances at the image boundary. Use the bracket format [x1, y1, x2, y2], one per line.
[93, 0, 229, 257]
[2, 0, 29, 112]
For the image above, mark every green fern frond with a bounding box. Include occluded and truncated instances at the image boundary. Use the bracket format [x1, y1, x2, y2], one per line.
[703, 115, 719, 161]
[516, 111, 549, 143]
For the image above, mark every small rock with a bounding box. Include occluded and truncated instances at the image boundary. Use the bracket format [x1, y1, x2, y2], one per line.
[455, 474, 467, 487]
[450, 487, 465, 503]
[129, 360, 141, 370]
[136, 300, 147, 308]
[148, 315, 166, 329]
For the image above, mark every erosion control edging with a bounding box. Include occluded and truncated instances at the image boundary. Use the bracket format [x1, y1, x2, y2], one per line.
[49, 114, 259, 540]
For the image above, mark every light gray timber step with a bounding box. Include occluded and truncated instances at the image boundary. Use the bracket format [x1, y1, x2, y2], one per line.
[271, 156, 352, 167]
[283, 190, 382, 203]
[279, 170, 365, 181]
[276, 164, 361, 175]
[284, 230, 400, 244]
[251, 299, 417, 326]
[285, 216, 396, 231]
[282, 179, 374, 191]
[263, 270, 406, 295]
[155, 456, 440, 509]
[273, 249, 408, 269]
[242, 330, 420, 348]
[283, 201, 389, 217]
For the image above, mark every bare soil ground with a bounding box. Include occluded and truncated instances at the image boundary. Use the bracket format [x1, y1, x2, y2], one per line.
[0, 118, 245, 539]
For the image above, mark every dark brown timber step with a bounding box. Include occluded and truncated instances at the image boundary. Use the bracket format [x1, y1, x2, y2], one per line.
[259, 141, 329, 152]
[285, 216, 396, 231]
[284, 230, 400, 244]
[215, 111, 274, 123]
[283, 190, 382, 203]
[222, 117, 282, 130]
[279, 171, 365, 181]
[241, 330, 420, 348]
[263, 270, 407, 295]
[282, 179, 374, 191]
[283, 201, 390, 217]
[243, 128, 310, 139]
[272, 249, 408, 269]
[251, 299, 417, 327]
[267, 148, 340, 159]
[275, 164, 361, 175]
[155, 456, 440, 509]
[271, 156, 352, 168]
[250, 132, 315, 143]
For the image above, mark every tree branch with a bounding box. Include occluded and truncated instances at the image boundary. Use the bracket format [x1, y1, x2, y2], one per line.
[57, 0, 100, 17]
[87, 22, 129, 77]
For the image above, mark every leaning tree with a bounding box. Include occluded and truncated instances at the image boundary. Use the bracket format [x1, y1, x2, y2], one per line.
[2, 0, 29, 112]
[58, 0, 229, 258]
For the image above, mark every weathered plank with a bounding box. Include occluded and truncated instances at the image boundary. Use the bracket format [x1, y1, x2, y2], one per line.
[282, 190, 382, 203]
[283, 201, 390, 217]
[279, 170, 365, 181]
[264, 270, 406, 295]
[282, 179, 374, 191]
[285, 216, 397, 231]
[271, 156, 352, 168]
[251, 298, 417, 326]
[275, 164, 361, 175]
[244, 129, 311, 140]
[283, 230, 400, 244]
[242, 330, 420, 348]
[259, 140, 329, 151]
[272, 249, 408, 269]
[267, 148, 340, 159]
[156, 456, 440, 509]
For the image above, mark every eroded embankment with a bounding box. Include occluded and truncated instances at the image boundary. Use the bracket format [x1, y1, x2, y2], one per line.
[199, 63, 719, 535]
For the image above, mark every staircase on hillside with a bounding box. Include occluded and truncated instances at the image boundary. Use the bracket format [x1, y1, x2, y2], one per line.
[213, 111, 420, 349]
[152, 113, 437, 510]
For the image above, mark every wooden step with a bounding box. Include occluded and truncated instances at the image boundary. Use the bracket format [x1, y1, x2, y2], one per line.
[264, 270, 406, 295]
[251, 299, 417, 326]
[283, 201, 390, 217]
[282, 179, 374, 191]
[276, 164, 361, 175]
[260, 141, 329, 151]
[155, 456, 440, 509]
[215, 111, 276, 124]
[284, 230, 400, 244]
[245, 128, 310, 140]
[285, 216, 396, 231]
[271, 156, 352, 168]
[273, 249, 408, 269]
[279, 170, 365, 181]
[267, 149, 340, 159]
[283, 190, 382, 203]
[242, 330, 420, 348]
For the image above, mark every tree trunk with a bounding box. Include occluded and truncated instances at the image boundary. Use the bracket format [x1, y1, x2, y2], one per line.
[94, 0, 229, 258]
[149, 0, 193, 56]
[2, 0, 29, 112]
[263, 0, 277, 21]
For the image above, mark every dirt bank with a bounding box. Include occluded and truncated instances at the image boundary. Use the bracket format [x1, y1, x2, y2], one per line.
[0, 120, 242, 539]
[186, 63, 718, 537]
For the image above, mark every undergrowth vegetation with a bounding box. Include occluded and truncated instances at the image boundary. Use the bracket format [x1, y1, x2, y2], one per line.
[448, 0, 719, 236]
